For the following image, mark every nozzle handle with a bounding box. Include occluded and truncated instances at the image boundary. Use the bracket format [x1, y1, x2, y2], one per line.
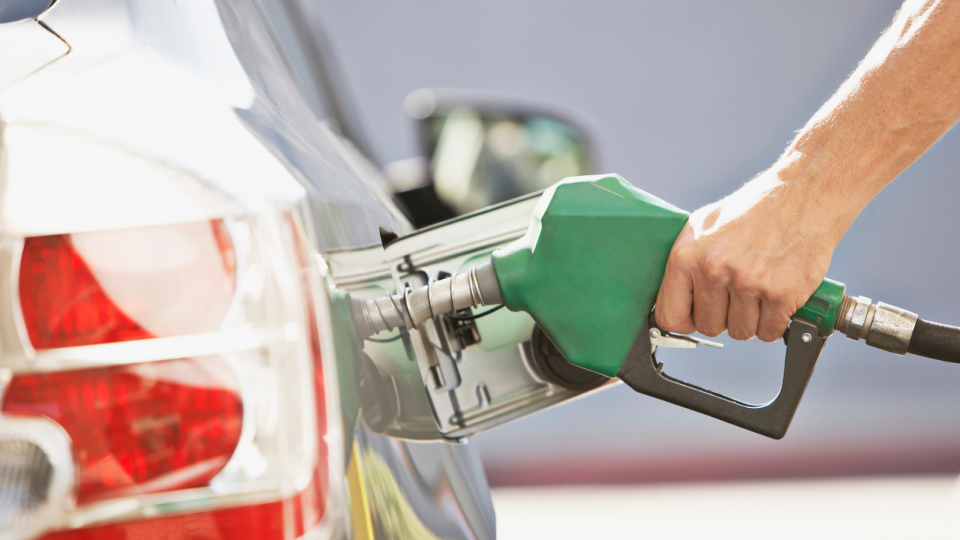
[617, 317, 824, 440]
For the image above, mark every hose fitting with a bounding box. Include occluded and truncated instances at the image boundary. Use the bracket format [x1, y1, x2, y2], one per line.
[352, 262, 503, 339]
[835, 295, 918, 355]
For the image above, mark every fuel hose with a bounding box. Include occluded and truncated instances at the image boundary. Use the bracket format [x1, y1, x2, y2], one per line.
[837, 295, 960, 364]
[906, 318, 960, 364]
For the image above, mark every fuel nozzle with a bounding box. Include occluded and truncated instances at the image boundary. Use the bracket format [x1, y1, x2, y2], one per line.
[351, 263, 503, 339]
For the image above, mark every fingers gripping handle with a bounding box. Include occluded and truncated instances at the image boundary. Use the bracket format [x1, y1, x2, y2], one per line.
[617, 318, 825, 439]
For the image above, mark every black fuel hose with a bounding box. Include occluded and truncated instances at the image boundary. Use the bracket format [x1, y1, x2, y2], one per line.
[907, 318, 960, 364]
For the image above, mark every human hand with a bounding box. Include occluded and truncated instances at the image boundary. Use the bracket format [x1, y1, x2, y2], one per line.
[652, 0, 960, 342]
[654, 169, 845, 342]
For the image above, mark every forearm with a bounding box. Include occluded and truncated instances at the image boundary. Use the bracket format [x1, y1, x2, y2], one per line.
[657, 0, 960, 341]
[773, 0, 960, 243]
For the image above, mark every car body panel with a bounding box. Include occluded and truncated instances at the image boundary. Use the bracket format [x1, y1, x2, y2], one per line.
[0, 19, 69, 93]
[0, 0, 499, 538]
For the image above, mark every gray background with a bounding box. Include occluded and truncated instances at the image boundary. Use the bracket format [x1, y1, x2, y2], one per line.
[307, 0, 960, 484]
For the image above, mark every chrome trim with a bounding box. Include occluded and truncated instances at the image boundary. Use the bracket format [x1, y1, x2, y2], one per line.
[0, 19, 69, 94]
[7, 237, 34, 360]
[65, 484, 285, 529]
[0, 368, 10, 401]
[8, 329, 267, 373]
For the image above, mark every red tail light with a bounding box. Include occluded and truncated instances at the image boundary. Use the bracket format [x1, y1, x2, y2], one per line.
[1, 214, 329, 540]
[18, 221, 238, 350]
[19, 234, 153, 350]
[2, 357, 243, 504]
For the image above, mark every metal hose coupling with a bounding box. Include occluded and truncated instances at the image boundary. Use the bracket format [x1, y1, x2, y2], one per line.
[835, 295, 918, 354]
[351, 262, 504, 339]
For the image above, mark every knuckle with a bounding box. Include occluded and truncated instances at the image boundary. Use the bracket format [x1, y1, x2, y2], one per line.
[761, 286, 789, 306]
[655, 311, 675, 329]
[658, 317, 689, 335]
[728, 325, 755, 341]
[727, 309, 758, 341]
[730, 269, 762, 297]
[670, 243, 697, 269]
[656, 308, 687, 332]
[698, 323, 724, 338]
[700, 256, 729, 284]
[757, 329, 782, 343]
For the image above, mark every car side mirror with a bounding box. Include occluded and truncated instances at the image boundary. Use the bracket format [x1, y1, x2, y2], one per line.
[387, 89, 597, 228]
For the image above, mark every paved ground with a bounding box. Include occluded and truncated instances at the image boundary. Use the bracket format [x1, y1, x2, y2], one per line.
[492, 475, 960, 539]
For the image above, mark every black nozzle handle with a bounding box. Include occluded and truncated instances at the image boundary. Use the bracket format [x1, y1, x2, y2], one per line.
[907, 318, 960, 364]
[617, 318, 824, 440]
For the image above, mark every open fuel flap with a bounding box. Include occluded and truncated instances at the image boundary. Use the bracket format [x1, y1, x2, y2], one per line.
[332, 192, 617, 441]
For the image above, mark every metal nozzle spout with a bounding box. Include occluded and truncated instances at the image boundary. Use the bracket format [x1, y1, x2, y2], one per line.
[351, 263, 503, 339]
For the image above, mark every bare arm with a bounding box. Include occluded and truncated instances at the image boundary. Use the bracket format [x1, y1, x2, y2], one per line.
[656, 0, 960, 342]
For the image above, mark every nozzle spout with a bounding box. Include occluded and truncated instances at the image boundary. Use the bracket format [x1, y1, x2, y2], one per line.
[351, 262, 502, 339]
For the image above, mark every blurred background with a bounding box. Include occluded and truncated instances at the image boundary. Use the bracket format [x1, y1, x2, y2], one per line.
[301, 0, 960, 535]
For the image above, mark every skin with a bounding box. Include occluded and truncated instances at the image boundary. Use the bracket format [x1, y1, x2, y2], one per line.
[656, 0, 960, 342]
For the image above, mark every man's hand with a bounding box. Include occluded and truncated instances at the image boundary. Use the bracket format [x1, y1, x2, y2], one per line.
[656, 0, 960, 341]
[655, 169, 838, 342]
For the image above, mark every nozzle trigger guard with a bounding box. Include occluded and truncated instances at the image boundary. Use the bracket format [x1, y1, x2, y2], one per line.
[617, 317, 825, 439]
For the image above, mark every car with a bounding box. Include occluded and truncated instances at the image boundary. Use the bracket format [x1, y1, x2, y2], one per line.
[0, 1, 606, 539]
[9, 1, 960, 538]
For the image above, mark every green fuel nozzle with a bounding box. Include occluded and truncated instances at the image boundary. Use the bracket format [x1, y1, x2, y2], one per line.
[353, 174, 960, 438]
[490, 174, 690, 377]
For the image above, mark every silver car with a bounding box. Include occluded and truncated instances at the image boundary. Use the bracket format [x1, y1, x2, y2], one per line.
[0, 1, 603, 538]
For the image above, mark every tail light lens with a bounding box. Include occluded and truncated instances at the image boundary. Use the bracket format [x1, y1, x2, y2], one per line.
[1, 213, 329, 539]
[3, 357, 243, 503]
[18, 221, 237, 350]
